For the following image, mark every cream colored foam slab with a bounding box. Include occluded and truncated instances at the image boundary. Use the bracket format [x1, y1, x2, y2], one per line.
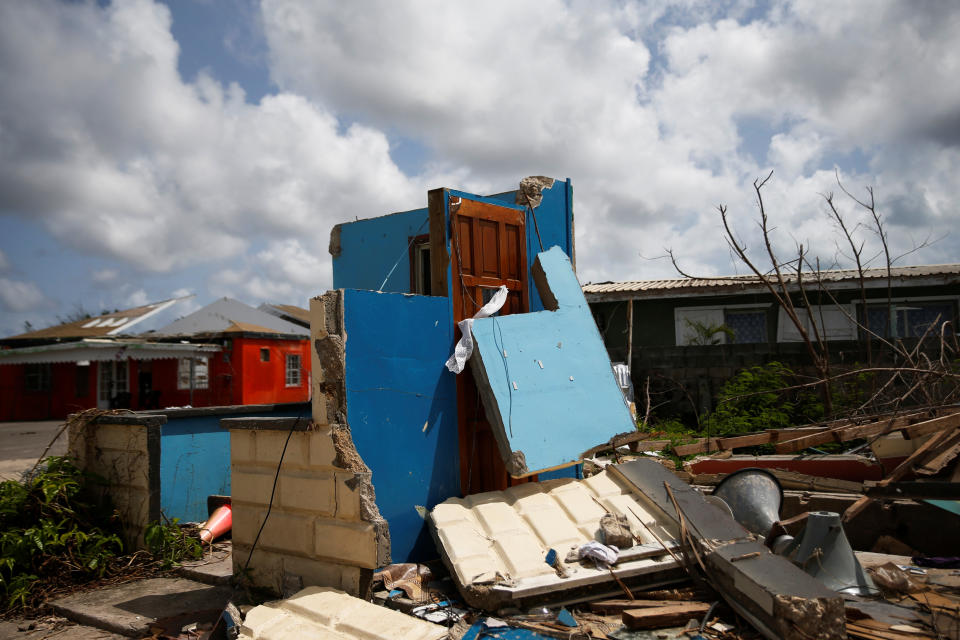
[239, 586, 448, 640]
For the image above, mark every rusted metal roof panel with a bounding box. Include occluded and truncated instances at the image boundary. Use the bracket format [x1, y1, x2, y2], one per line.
[583, 263, 960, 299]
[3, 297, 186, 341]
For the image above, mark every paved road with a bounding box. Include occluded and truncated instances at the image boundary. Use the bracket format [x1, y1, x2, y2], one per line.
[0, 420, 68, 480]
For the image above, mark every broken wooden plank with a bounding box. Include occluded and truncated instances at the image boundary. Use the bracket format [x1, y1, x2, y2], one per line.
[716, 431, 773, 449]
[589, 599, 709, 614]
[844, 428, 958, 522]
[898, 411, 960, 440]
[863, 481, 960, 499]
[630, 439, 670, 452]
[621, 603, 712, 630]
[914, 430, 960, 475]
[775, 411, 929, 453]
[582, 431, 658, 458]
[691, 470, 862, 493]
[672, 438, 719, 457]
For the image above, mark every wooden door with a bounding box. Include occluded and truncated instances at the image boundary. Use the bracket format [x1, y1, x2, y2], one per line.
[449, 197, 530, 494]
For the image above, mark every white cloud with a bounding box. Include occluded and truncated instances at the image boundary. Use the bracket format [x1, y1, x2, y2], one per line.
[0, 278, 50, 313]
[262, 0, 960, 282]
[208, 237, 329, 305]
[0, 0, 421, 280]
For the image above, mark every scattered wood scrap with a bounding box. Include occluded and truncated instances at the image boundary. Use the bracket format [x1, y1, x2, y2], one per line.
[844, 426, 960, 522]
[620, 602, 712, 630]
[690, 469, 864, 493]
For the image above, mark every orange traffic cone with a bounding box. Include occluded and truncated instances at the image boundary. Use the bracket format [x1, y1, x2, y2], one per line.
[199, 504, 232, 544]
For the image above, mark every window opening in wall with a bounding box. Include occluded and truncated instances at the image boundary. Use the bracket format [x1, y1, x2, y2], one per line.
[260, 348, 270, 362]
[410, 235, 432, 295]
[285, 353, 302, 387]
[75, 362, 90, 398]
[863, 301, 955, 339]
[25, 363, 52, 392]
[177, 357, 209, 390]
[724, 309, 767, 344]
[98, 360, 128, 404]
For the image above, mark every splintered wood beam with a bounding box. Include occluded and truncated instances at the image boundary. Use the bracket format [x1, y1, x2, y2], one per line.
[621, 603, 713, 630]
[843, 427, 958, 523]
[672, 438, 719, 457]
[590, 599, 710, 614]
[716, 431, 773, 449]
[774, 411, 934, 453]
[898, 411, 960, 440]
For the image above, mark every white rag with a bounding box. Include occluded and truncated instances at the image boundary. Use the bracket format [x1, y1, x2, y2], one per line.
[577, 541, 620, 568]
[444, 285, 509, 373]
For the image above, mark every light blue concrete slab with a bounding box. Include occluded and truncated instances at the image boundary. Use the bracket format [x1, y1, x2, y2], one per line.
[469, 247, 635, 476]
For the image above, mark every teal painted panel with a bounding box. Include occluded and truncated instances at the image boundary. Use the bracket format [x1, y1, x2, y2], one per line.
[470, 247, 634, 476]
[332, 208, 430, 293]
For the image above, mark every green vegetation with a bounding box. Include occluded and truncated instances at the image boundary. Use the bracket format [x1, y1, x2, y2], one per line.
[0, 457, 203, 612]
[701, 362, 823, 436]
[0, 457, 122, 609]
[145, 518, 202, 570]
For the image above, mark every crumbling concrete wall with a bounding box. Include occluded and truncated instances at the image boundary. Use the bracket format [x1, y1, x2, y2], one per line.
[67, 414, 162, 549]
[227, 290, 388, 597]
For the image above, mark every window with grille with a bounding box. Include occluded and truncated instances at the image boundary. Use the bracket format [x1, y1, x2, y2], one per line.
[863, 302, 955, 339]
[25, 364, 52, 392]
[177, 357, 209, 390]
[724, 310, 767, 344]
[285, 354, 301, 387]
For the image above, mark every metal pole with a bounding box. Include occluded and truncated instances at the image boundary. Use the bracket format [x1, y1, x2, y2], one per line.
[626, 299, 634, 373]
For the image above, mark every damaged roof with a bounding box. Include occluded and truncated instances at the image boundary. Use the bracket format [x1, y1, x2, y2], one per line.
[150, 298, 308, 338]
[1, 296, 187, 343]
[583, 263, 960, 301]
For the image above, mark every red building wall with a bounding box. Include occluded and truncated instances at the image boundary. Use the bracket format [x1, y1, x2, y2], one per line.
[0, 335, 310, 421]
[0, 362, 97, 421]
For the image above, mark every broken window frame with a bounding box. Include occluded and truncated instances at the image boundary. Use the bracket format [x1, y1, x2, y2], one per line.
[408, 234, 432, 295]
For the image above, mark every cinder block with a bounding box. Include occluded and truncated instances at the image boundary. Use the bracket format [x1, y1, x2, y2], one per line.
[255, 431, 310, 468]
[280, 556, 348, 594]
[233, 544, 283, 594]
[231, 429, 257, 464]
[333, 472, 362, 521]
[280, 471, 334, 515]
[313, 520, 378, 568]
[252, 511, 316, 556]
[91, 448, 149, 488]
[95, 423, 148, 452]
[307, 430, 337, 468]
[232, 469, 281, 507]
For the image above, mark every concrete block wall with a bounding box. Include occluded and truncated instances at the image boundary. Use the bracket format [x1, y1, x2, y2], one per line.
[67, 413, 162, 549]
[226, 290, 390, 598]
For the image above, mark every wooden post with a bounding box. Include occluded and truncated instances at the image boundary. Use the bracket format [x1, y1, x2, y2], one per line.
[626, 299, 634, 372]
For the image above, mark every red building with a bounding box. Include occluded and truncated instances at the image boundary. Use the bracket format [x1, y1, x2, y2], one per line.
[0, 298, 311, 421]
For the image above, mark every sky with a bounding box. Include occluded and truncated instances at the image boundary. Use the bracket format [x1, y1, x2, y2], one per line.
[1, 0, 958, 337]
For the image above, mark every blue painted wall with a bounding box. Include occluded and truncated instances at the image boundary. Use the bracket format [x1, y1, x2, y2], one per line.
[342, 289, 459, 562]
[470, 247, 634, 475]
[158, 403, 309, 522]
[332, 208, 430, 293]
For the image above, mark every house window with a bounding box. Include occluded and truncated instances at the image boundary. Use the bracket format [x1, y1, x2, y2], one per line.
[410, 235, 432, 295]
[25, 364, 52, 392]
[75, 363, 90, 398]
[285, 354, 302, 387]
[777, 305, 857, 342]
[863, 301, 955, 339]
[98, 361, 128, 403]
[724, 310, 767, 344]
[260, 348, 270, 362]
[177, 357, 209, 390]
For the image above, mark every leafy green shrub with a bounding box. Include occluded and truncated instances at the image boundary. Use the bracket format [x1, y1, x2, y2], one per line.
[145, 518, 202, 569]
[0, 457, 123, 609]
[701, 362, 823, 436]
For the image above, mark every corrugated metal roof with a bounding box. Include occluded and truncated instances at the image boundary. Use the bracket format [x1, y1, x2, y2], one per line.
[152, 298, 308, 337]
[430, 468, 680, 608]
[583, 263, 960, 299]
[0, 338, 221, 365]
[2, 297, 186, 341]
[259, 303, 310, 328]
